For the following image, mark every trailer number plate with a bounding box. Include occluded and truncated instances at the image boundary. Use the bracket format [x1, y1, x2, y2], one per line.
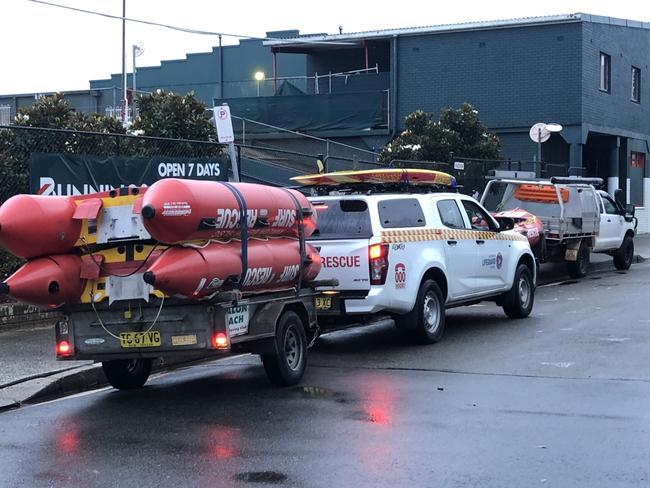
[315, 297, 332, 310]
[119, 331, 161, 348]
[171, 334, 197, 346]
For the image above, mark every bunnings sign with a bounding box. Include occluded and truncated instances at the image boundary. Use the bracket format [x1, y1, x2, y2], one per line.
[30, 153, 228, 195]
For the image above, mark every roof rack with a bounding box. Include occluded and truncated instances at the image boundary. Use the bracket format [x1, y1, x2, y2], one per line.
[303, 181, 460, 196]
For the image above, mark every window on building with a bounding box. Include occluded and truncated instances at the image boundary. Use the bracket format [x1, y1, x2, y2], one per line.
[630, 152, 646, 207]
[0, 105, 10, 126]
[631, 66, 641, 103]
[600, 52, 611, 92]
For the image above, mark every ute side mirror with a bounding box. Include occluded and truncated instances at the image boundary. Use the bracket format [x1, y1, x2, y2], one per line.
[494, 216, 515, 232]
[624, 203, 635, 223]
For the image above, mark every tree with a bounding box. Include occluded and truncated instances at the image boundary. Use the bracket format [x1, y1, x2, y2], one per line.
[131, 89, 215, 141]
[379, 103, 500, 164]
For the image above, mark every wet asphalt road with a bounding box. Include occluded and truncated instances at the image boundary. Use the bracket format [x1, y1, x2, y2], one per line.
[1, 262, 650, 488]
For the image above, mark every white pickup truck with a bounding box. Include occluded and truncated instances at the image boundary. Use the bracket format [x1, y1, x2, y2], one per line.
[308, 189, 536, 344]
[481, 177, 637, 278]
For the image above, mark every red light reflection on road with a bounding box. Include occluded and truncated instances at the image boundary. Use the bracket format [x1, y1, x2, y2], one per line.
[362, 376, 395, 426]
[204, 425, 240, 459]
[56, 426, 80, 454]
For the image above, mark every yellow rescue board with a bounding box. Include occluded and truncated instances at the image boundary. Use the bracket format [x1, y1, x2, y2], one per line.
[291, 168, 456, 187]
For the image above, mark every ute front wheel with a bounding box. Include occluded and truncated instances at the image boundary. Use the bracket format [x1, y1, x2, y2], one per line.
[502, 264, 535, 319]
[613, 235, 634, 270]
[102, 358, 152, 390]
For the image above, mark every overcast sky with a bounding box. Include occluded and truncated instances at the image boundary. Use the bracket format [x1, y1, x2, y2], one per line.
[3, 0, 650, 95]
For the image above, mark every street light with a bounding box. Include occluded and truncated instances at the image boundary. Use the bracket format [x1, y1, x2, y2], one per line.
[132, 43, 144, 118]
[254, 71, 265, 96]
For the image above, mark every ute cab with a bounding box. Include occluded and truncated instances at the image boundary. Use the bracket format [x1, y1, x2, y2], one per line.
[294, 169, 537, 344]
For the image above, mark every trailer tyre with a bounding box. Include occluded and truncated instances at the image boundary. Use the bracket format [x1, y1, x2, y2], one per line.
[102, 358, 152, 390]
[567, 243, 589, 278]
[261, 310, 307, 386]
[502, 264, 535, 319]
[613, 235, 634, 270]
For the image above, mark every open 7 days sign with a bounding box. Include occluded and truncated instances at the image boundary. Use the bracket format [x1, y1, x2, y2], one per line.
[30, 153, 228, 196]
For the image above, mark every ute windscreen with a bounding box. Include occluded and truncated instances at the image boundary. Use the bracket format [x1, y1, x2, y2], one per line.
[309, 199, 373, 239]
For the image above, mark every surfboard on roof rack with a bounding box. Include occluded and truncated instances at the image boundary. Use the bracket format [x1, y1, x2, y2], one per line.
[290, 168, 457, 188]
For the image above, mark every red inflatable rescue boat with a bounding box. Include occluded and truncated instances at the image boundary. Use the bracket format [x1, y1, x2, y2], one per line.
[0, 254, 84, 308]
[143, 238, 322, 298]
[139, 179, 317, 244]
[0, 195, 81, 259]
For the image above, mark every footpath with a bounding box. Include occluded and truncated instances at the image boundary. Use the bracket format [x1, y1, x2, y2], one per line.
[1, 235, 649, 411]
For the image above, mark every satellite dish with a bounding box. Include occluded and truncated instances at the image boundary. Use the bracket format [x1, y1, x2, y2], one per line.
[546, 123, 563, 133]
[529, 122, 551, 143]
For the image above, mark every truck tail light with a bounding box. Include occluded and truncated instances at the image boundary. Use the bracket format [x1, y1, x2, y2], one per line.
[369, 244, 389, 285]
[212, 332, 229, 350]
[56, 340, 72, 357]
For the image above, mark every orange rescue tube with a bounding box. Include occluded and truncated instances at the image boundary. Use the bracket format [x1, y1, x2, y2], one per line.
[139, 179, 317, 244]
[0, 195, 81, 259]
[143, 239, 322, 298]
[0, 254, 84, 308]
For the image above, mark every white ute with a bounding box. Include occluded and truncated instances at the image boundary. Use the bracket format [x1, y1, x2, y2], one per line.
[308, 179, 537, 344]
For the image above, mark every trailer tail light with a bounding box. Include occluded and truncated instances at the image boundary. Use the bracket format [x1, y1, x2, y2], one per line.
[56, 340, 72, 357]
[212, 332, 229, 350]
[369, 244, 389, 285]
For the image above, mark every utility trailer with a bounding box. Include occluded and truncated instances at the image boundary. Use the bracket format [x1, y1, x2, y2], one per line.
[55, 281, 335, 389]
[481, 177, 636, 278]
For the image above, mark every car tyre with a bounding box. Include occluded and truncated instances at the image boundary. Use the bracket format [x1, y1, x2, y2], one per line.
[102, 358, 152, 390]
[567, 242, 589, 278]
[613, 235, 634, 270]
[502, 264, 535, 319]
[261, 310, 307, 386]
[395, 279, 446, 344]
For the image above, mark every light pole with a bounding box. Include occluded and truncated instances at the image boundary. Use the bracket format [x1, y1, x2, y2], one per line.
[254, 71, 265, 96]
[132, 43, 144, 117]
[120, 0, 127, 125]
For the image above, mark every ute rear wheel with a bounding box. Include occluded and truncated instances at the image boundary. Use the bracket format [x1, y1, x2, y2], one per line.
[567, 242, 589, 278]
[395, 279, 446, 344]
[261, 310, 307, 386]
[502, 264, 535, 319]
[102, 358, 152, 390]
[613, 235, 634, 270]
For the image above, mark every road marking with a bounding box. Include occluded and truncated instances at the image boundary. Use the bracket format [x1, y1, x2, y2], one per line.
[541, 361, 574, 368]
[599, 337, 631, 342]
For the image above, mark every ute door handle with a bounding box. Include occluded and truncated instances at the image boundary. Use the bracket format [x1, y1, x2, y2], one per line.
[447, 240, 458, 246]
[476, 240, 485, 244]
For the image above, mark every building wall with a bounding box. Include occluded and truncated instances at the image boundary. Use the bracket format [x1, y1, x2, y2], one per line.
[582, 21, 650, 136]
[396, 22, 584, 134]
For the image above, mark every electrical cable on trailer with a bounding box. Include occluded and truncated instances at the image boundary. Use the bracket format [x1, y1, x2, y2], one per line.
[90, 291, 165, 341]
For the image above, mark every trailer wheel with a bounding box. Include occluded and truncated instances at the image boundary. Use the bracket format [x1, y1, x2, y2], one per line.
[613, 235, 634, 270]
[261, 310, 307, 386]
[567, 243, 589, 278]
[502, 264, 535, 319]
[102, 358, 152, 390]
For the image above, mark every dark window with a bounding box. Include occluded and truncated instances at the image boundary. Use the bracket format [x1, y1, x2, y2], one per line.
[461, 200, 497, 232]
[437, 199, 466, 229]
[309, 199, 372, 239]
[378, 198, 426, 228]
[602, 196, 617, 215]
[600, 53, 611, 92]
[632, 66, 641, 102]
